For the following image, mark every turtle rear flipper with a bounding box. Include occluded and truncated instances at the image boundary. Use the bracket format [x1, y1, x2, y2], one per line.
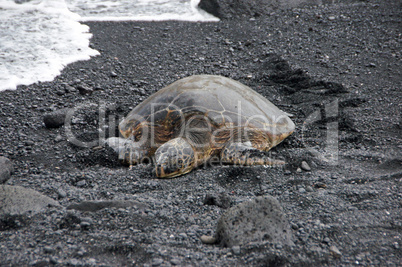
[154, 138, 196, 178]
[106, 137, 150, 165]
[220, 142, 285, 166]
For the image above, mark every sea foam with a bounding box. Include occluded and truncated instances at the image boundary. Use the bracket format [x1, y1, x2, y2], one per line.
[0, 0, 217, 92]
[0, 0, 99, 91]
[67, 0, 219, 22]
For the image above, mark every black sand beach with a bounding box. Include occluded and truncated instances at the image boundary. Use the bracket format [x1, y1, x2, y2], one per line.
[0, 0, 401, 265]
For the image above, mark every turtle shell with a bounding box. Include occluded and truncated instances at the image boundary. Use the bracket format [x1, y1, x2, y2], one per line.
[119, 75, 295, 145]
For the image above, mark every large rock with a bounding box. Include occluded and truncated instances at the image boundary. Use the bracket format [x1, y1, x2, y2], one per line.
[0, 185, 59, 215]
[215, 196, 293, 247]
[0, 157, 13, 184]
[198, 0, 323, 19]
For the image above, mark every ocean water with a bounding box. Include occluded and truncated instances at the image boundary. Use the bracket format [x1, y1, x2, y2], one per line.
[67, 0, 218, 22]
[0, 0, 218, 91]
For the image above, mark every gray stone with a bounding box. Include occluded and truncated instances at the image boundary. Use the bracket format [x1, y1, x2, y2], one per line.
[43, 246, 55, 254]
[0, 185, 59, 215]
[76, 84, 93, 95]
[80, 221, 91, 230]
[170, 258, 181, 265]
[200, 235, 217, 244]
[179, 233, 188, 239]
[151, 258, 163, 266]
[0, 157, 13, 184]
[76, 180, 86, 187]
[43, 108, 70, 128]
[54, 135, 64, 142]
[329, 245, 342, 258]
[57, 188, 67, 199]
[301, 161, 311, 171]
[306, 186, 314, 192]
[215, 196, 293, 247]
[232, 245, 241, 254]
[298, 187, 306, 193]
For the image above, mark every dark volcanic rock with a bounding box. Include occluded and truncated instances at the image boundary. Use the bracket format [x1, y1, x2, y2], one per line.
[215, 196, 294, 247]
[0, 156, 13, 184]
[0, 185, 59, 215]
[203, 192, 233, 209]
[76, 84, 93, 95]
[198, 0, 323, 19]
[198, 0, 220, 18]
[199, 0, 277, 19]
[43, 108, 70, 128]
[0, 214, 30, 231]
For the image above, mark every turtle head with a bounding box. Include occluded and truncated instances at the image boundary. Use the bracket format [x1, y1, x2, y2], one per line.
[154, 138, 196, 178]
[106, 137, 150, 165]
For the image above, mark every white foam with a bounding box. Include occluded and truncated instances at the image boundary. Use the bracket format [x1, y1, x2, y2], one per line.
[66, 0, 219, 22]
[0, 0, 218, 92]
[0, 0, 99, 91]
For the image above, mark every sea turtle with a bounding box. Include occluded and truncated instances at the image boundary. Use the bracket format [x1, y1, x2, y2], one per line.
[106, 75, 295, 178]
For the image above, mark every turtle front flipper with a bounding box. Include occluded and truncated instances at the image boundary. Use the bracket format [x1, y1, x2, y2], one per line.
[106, 137, 150, 165]
[220, 142, 285, 166]
[154, 137, 196, 178]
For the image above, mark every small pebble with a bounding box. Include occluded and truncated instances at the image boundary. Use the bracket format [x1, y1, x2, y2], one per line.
[43, 246, 55, 254]
[200, 235, 216, 244]
[69, 258, 79, 266]
[76, 180, 86, 187]
[151, 258, 163, 266]
[56, 90, 65, 96]
[306, 186, 314, 192]
[25, 140, 34, 146]
[328, 16, 336, 21]
[329, 245, 342, 258]
[170, 258, 181, 265]
[296, 167, 302, 173]
[298, 187, 306, 193]
[80, 221, 91, 230]
[301, 161, 311, 171]
[55, 135, 64, 142]
[179, 233, 188, 239]
[76, 84, 93, 95]
[232, 245, 241, 254]
[57, 189, 67, 199]
[64, 84, 76, 92]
